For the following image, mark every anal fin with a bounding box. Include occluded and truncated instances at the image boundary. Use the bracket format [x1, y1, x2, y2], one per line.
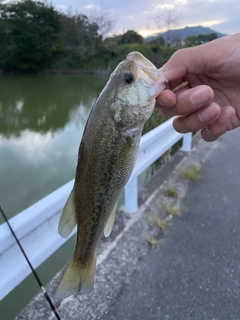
[58, 189, 77, 238]
[104, 202, 118, 238]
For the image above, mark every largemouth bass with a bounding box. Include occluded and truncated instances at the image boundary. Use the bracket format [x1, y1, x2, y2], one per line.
[55, 52, 167, 300]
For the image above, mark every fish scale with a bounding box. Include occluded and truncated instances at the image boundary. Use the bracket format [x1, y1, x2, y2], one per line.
[55, 51, 167, 300]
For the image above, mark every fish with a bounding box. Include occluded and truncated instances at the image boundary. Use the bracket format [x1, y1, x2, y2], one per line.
[55, 52, 167, 300]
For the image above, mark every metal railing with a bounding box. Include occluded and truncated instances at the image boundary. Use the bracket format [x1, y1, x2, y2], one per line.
[0, 117, 192, 300]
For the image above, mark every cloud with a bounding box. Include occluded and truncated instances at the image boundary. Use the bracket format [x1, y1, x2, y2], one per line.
[33, 0, 240, 36]
[83, 4, 98, 10]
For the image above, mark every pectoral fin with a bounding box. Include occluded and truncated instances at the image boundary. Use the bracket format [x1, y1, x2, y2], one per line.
[58, 190, 77, 238]
[104, 202, 118, 238]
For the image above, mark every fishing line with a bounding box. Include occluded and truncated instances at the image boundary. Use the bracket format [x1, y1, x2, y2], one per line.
[0, 205, 61, 320]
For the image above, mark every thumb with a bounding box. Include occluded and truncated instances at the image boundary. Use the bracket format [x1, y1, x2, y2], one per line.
[162, 45, 208, 82]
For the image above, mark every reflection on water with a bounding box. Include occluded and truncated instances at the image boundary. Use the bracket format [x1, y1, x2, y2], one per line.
[0, 75, 102, 137]
[0, 74, 107, 319]
[0, 75, 107, 223]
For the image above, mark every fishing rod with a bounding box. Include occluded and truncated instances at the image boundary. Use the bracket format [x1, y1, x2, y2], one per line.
[0, 205, 61, 320]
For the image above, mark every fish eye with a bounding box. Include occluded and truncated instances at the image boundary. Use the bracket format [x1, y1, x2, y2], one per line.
[124, 72, 134, 84]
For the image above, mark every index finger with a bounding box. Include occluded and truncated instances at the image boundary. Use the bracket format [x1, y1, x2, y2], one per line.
[162, 45, 209, 82]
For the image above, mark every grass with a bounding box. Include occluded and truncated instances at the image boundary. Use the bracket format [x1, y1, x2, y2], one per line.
[162, 185, 178, 198]
[179, 164, 202, 181]
[147, 237, 164, 248]
[149, 215, 172, 233]
[160, 201, 182, 217]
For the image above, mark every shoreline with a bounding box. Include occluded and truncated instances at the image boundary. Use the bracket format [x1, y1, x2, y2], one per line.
[0, 68, 112, 77]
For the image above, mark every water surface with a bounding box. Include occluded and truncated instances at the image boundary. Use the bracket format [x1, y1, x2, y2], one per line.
[0, 74, 106, 222]
[0, 74, 106, 319]
[0, 74, 166, 319]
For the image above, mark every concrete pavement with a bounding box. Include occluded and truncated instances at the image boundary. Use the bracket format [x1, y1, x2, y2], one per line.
[102, 128, 240, 320]
[16, 127, 240, 320]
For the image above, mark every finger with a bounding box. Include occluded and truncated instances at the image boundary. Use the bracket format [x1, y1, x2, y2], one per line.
[155, 89, 176, 108]
[162, 44, 212, 81]
[157, 85, 214, 117]
[173, 102, 221, 133]
[227, 116, 240, 131]
[201, 106, 236, 142]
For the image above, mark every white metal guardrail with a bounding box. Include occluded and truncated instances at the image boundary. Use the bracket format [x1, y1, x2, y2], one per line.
[0, 117, 192, 300]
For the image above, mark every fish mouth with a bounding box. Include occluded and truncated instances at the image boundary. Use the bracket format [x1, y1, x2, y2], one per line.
[127, 51, 156, 69]
[127, 52, 158, 80]
[127, 51, 168, 94]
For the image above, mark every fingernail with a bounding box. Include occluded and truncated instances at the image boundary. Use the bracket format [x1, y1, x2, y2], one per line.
[190, 87, 212, 107]
[198, 105, 219, 122]
[201, 127, 210, 139]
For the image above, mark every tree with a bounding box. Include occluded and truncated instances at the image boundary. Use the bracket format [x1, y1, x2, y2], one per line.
[198, 33, 218, 42]
[186, 33, 218, 47]
[85, 0, 117, 38]
[185, 35, 202, 47]
[0, 0, 62, 71]
[155, 10, 179, 46]
[149, 37, 165, 47]
[60, 12, 100, 55]
[120, 30, 144, 44]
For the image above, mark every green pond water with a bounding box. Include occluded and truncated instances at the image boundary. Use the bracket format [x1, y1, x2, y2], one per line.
[0, 74, 107, 319]
[0, 74, 166, 319]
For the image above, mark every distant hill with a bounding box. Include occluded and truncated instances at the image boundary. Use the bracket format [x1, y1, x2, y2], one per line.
[146, 26, 226, 42]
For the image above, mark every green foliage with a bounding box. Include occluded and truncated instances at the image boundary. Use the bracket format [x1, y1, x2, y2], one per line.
[58, 12, 102, 66]
[149, 37, 165, 47]
[185, 33, 218, 47]
[120, 30, 144, 44]
[149, 215, 172, 233]
[143, 109, 168, 135]
[0, 0, 62, 71]
[0, 0, 103, 71]
[0, 0, 180, 72]
[179, 164, 202, 181]
[0, 74, 106, 137]
[162, 185, 178, 198]
[147, 236, 164, 248]
[60, 13, 98, 49]
[160, 201, 182, 217]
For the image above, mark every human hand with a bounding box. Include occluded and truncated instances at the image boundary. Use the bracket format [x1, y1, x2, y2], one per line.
[156, 33, 240, 141]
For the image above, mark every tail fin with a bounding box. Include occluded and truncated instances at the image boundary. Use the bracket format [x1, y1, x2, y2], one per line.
[55, 254, 96, 301]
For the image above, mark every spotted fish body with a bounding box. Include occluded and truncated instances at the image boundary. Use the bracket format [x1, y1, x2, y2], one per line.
[55, 52, 167, 300]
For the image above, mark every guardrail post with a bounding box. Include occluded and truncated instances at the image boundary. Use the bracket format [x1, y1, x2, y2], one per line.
[182, 133, 192, 152]
[124, 178, 138, 214]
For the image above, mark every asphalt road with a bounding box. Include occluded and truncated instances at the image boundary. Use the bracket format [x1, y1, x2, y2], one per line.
[102, 128, 240, 320]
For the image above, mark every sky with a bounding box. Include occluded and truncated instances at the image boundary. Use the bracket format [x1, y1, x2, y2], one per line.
[49, 0, 240, 37]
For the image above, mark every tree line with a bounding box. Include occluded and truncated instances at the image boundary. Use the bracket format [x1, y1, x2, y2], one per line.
[0, 0, 174, 72]
[0, 0, 219, 73]
[185, 33, 218, 46]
